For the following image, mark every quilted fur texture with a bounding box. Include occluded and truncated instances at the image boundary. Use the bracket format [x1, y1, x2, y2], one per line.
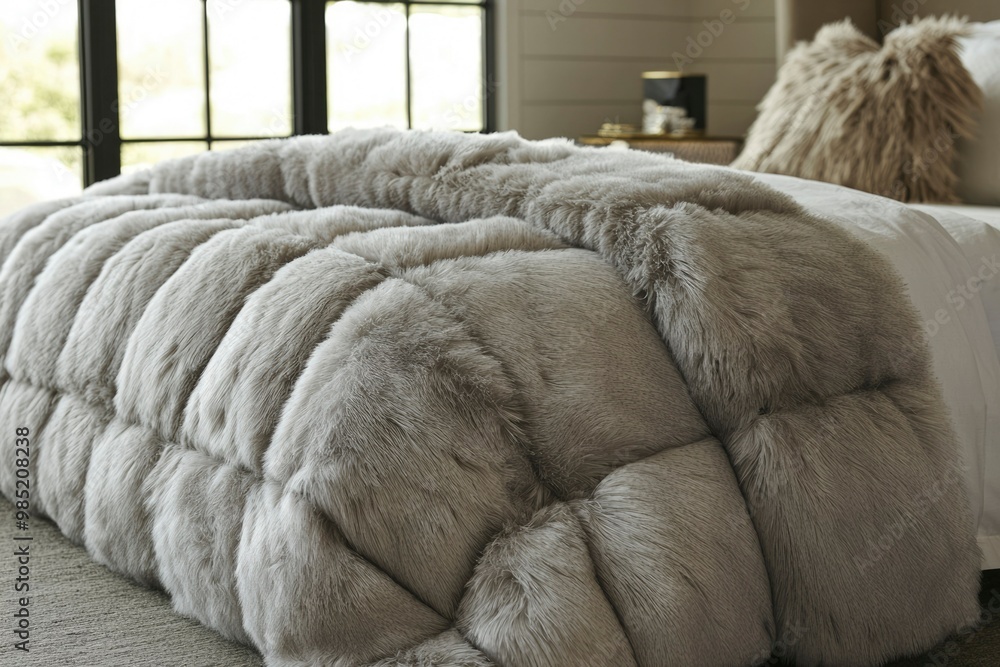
[0, 128, 982, 666]
[732, 16, 982, 203]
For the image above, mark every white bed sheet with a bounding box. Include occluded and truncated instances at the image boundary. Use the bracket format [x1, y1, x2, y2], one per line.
[749, 173, 1000, 569]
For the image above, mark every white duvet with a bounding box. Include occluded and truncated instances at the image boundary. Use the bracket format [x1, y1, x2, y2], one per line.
[754, 173, 1000, 569]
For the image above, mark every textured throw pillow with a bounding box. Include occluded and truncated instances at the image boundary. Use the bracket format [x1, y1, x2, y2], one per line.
[732, 16, 981, 203]
[955, 21, 1000, 205]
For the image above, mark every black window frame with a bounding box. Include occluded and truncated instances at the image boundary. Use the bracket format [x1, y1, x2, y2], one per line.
[1, 0, 495, 187]
[324, 0, 494, 133]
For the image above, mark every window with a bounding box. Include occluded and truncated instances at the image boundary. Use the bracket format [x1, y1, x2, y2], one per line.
[0, 2, 85, 212]
[117, 0, 294, 172]
[327, 1, 487, 132]
[0, 0, 493, 217]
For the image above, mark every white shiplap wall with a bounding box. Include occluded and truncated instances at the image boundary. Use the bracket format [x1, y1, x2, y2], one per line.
[495, 0, 776, 140]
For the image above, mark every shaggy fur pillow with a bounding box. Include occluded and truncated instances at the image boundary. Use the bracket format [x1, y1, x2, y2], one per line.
[732, 16, 981, 203]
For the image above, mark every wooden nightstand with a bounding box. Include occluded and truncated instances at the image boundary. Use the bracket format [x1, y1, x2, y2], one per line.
[577, 134, 743, 166]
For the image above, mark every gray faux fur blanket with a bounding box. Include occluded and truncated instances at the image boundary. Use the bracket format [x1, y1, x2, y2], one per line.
[0, 129, 982, 666]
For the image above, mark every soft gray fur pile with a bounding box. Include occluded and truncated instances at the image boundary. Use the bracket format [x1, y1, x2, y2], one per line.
[733, 16, 981, 203]
[0, 128, 982, 666]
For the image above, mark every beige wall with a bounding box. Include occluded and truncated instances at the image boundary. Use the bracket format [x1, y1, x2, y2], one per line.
[775, 0, 876, 62]
[494, 0, 999, 141]
[496, 0, 777, 140]
[877, 0, 998, 29]
[773, 0, 999, 50]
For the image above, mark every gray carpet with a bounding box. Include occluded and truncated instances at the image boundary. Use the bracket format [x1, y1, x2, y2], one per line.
[1, 500, 998, 666]
[0, 500, 262, 667]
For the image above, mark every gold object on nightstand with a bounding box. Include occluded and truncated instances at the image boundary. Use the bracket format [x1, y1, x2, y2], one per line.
[578, 134, 743, 166]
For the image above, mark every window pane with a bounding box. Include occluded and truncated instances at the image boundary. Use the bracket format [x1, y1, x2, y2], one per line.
[0, 146, 83, 217]
[117, 0, 207, 138]
[208, 0, 292, 137]
[410, 5, 483, 131]
[0, 4, 81, 141]
[327, 1, 407, 131]
[121, 142, 209, 174]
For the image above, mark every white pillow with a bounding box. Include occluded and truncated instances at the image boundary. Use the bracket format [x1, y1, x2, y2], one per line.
[956, 22, 1000, 205]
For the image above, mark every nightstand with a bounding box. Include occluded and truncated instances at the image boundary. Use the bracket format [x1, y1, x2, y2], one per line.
[577, 135, 743, 166]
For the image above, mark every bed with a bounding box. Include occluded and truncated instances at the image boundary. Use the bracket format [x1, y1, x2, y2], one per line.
[767, 0, 1000, 572]
[761, 175, 1000, 570]
[0, 127, 993, 667]
[2, 4, 1000, 667]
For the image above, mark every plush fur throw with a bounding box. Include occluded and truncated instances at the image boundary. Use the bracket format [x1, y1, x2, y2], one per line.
[732, 16, 981, 203]
[0, 129, 981, 666]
